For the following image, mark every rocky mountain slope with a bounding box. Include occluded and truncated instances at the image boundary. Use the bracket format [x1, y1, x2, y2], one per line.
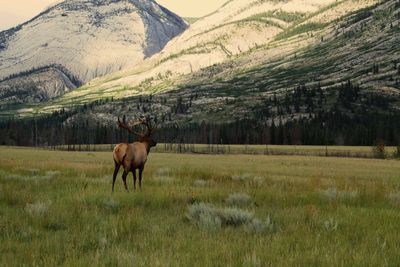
[39, 0, 379, 105]
[64, 0, 400, 122]
[1, 0, 400, 128]
[0, 0, 187, 104]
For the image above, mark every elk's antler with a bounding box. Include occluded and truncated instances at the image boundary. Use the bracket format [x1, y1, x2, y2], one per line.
[132, 118, 156, 136]
[117, 117, 145, 137]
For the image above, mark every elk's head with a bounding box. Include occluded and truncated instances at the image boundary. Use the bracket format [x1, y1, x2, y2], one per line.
[117, 117, 157, 148]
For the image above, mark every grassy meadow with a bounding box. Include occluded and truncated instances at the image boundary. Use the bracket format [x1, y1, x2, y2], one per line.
[1, 146, 400, 266]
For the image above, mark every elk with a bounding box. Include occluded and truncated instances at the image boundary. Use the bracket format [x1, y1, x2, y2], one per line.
[112, 117, 157, 192]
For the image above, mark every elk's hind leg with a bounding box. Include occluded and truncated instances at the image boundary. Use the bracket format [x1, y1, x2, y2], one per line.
[112, 161, 121, 192]
[122, 169, 129, 192]
[138, 165, 144, 191]
[131, 168, 137, 191]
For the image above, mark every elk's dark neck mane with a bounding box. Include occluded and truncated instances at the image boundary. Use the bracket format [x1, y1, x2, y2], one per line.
[141, 140, 151, 154]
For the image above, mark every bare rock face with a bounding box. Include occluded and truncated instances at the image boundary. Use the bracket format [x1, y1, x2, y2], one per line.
[0, 0, 187, 103]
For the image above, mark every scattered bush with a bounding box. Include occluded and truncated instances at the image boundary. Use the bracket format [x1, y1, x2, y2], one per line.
[387, 192, 400, 205]
[103, 198, 120, 213]
[193, 179, 209, 187]
[243, 252, 261, 267]
[98, 237, 108, 250]
[186, 202, 275, 233]
[197, 211, 222, 232]
[231, 173, 252, 181]
[186, 202, 254, 228]
[319, 188, 359, 200]
[25, 201, 49, 217]
[251, 176, 264, 186]
[244, 216, 276, 234]
[45, 170, 61, 178]
[323, 218, 338, 232]
[226, 193, 252, 206]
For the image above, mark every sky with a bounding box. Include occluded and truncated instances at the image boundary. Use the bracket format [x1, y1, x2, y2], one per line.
[0, 0, 227, 31]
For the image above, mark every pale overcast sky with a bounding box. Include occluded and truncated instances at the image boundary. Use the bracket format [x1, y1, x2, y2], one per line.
[0, 0, 227, 31]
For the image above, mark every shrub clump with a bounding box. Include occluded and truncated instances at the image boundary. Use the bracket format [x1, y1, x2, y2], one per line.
[324, 218, 338, 232]
[103, 198, 120, 213]
[226, 193, 252, 207]
[319, 188, 359, 200]
[187, 203, 253, 227]
[231, 173, 252, 181]
[25, 201, 49, 217]
[244, 216, 276, 234]
[387, 192, 400, 205]
[193, 179, 209, 187]
[186, 202, 275, 233]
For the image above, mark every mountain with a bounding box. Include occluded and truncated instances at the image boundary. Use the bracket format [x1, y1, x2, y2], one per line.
[0, 0, 188, 104]
[36, 0, 383, 105]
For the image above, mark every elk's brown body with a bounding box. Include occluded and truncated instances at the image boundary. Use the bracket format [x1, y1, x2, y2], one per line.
[112, 117, 157, 192]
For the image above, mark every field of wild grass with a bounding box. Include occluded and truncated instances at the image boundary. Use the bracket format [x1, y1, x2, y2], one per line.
[1, 146, 400, 266]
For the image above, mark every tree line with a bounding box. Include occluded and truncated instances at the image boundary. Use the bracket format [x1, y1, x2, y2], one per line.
[0, 109, 399, 147]
[0, 80, 399, 147]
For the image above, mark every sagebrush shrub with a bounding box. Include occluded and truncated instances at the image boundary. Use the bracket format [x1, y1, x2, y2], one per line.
[387, 192, 400, 205]
[103, 198, 120, 213]
[324, 218, 338, 232]
[25, 201, 49, 217]
[319, 188, 359, 200]
[186, 202, 254, 227]
[231, 173, 252, 181]
[193, 179, 208, 187]
[187, 202, 276, 234]
[226, 193, 252, 206]
[245, 216, 275, 234]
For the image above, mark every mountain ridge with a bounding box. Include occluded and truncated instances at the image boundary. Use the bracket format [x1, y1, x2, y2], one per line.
[0, 0, 188, 105]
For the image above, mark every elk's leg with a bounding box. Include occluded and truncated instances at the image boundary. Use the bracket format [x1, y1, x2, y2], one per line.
[122, 170, 129, 192]
[112, 161, 120, 192]
[132, 169, 137, 191]
[139, 166, 144, 191]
